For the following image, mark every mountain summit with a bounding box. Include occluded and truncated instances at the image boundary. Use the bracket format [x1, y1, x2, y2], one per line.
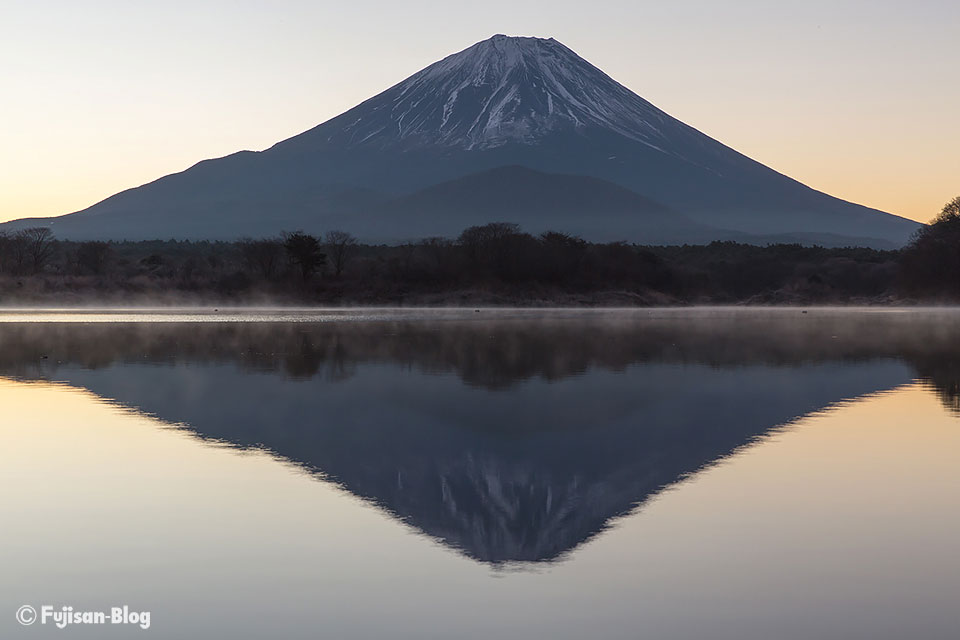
[2, 34, 920, 246]
[282, 34, 675, 152]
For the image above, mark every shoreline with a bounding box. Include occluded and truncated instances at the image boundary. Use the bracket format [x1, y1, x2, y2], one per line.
[1, 304, 959, 315]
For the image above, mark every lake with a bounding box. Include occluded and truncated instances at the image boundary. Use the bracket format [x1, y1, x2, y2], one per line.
[2, 308, 959, 639]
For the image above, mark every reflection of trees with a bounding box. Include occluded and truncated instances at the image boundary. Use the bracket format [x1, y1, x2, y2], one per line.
[2, 311, 960, 404]
[911, 358, 960, 414]
[280, 334, 357, 381]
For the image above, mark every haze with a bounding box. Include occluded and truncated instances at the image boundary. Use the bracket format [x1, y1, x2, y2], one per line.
[1, 0, 957, 225]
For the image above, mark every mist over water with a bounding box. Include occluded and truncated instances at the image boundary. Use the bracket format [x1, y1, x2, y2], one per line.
[2, 308, 959, 639]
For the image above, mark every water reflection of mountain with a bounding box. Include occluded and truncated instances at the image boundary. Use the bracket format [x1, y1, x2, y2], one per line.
[2, 314, 958, 564]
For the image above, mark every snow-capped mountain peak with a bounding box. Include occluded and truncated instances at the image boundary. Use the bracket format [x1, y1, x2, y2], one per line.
[318, 34, 675, 151]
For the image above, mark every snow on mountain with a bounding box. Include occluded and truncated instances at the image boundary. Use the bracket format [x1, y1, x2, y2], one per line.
[328, 35, 673, 152]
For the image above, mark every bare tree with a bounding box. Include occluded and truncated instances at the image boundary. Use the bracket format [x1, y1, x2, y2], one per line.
[457, 222, 532, 279]
[0, 231, 10, 274]
[324, 230, 358, 277]
[458, 223, 521, 262]
[6, 232, 28, 274]
[239, 237, 283, 280]
[17, 228, 55, 274]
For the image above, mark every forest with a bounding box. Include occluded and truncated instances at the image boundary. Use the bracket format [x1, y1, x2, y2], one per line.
[0, 197, 957, 306]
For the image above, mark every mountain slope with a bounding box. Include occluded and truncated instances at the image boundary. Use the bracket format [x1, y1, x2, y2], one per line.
[2, 34, 921, 245]
[346, 165, 724, 244]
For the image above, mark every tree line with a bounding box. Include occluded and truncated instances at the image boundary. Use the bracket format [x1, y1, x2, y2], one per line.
[0, 196, 957, 304]
[899, 195, 960, 297]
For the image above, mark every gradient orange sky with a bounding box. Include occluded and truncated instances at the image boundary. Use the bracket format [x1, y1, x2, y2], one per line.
[1, 0, 957, 225]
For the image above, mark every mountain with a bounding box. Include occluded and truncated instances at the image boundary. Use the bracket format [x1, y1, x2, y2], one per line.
[3, 35, 920, 246]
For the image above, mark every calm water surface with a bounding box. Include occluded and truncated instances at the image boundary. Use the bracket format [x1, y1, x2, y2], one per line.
[2, 308, 959, 639]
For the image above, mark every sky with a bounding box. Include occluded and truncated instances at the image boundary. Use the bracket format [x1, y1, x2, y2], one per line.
[0, 0, 957, 224]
